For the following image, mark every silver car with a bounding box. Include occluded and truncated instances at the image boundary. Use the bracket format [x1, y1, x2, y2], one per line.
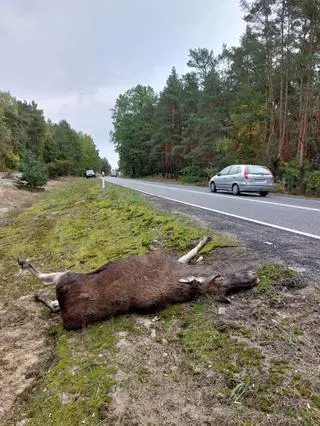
[85, 169, 96, 178]
[209, 164, 273, 196]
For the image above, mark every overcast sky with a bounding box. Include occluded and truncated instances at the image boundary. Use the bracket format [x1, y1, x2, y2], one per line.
[0, 0, 245, 168]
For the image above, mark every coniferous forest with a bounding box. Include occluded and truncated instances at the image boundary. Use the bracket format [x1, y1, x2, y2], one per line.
[0, 91, 110, 182]
[112, 0, 320, 193]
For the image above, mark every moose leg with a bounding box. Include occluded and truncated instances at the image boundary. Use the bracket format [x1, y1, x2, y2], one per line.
[177, 236, 211, 265]
[17, 257, 66, 285]
[34, 294, 60, 313]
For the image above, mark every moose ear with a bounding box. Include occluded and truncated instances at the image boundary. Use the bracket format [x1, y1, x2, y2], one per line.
[179, 276, 197, 283]
[209, 273, 222, 282]
[179, 276, 209, 284]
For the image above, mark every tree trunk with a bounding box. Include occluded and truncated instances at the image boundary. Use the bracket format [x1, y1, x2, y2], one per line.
[297, 22, 315, 193]
[265, 13, 276, 164]
[298, 71, 312, 168]
[278, 0, 285, 161]
[278, 2, 290, 163]
[266, 84, 275, 159]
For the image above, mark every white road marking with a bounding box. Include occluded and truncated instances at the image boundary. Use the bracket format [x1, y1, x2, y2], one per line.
[127, 180, 320, 213]
[110, 182, 320, 241]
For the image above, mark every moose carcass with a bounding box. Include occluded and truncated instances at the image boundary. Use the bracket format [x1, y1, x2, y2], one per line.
[17, 237, 259, 330]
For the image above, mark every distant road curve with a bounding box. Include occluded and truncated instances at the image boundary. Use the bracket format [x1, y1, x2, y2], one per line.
[106, 177, 320, 241]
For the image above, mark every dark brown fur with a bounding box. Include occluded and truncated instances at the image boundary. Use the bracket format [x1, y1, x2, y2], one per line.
[17, 238, 259, 330]
[54, 251, 258, 329]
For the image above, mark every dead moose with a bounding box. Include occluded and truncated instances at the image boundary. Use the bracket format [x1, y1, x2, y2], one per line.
[17, 237, 259, 330]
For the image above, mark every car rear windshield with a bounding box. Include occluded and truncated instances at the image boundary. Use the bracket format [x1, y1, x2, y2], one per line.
[248, 165, 271, 175]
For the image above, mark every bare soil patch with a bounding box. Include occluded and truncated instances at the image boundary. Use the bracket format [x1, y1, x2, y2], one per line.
[0, 293, 58, 422]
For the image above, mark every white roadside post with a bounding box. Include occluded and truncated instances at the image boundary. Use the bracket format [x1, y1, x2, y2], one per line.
[101, 171, 105, 189]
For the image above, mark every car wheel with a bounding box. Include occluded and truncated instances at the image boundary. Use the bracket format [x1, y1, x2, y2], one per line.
[232, 184, 240, 195]
[260, 191, 268, 197]
[210, 181, 217, 193]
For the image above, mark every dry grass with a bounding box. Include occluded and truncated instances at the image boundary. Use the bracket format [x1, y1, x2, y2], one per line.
[0, 180, 33, 211]
[0, 174, 75, 214]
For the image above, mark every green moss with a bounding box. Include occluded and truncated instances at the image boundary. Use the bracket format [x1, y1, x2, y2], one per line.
[217, 322, 253, 338]
[25, 316, 139, 425]
[178, 314, 269, 411]
[256, 263, 297, 293]
[138, 367, 150, 382]
[4, 179, 318, 424]
[160, 304, 184, 320]
[1, 179, 237, 424]
[312, 394, 320, 408]
[178, 308, 262, 377]
[170, 303, 319, 417]
[0, 180, 235, 302]
[267, 358, 291, 387]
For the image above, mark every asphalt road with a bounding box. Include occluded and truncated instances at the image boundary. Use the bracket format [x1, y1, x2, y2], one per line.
[106, 177, 320, 240]
[105, 177, 320, 279]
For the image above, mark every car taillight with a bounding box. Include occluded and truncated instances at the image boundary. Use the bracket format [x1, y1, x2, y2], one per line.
[244, 166, 249, 179]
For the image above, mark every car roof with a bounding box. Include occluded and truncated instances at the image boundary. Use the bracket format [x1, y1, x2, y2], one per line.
[225, 164, 269, 167]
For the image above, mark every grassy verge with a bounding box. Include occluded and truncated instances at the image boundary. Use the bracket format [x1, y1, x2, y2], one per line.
[157, 262, 320, 424]
[161, 303, 319, 423]
[1, 179, 234, 424]
[1, 179, 319, 425]
[24, 318, 138, 425]
[0, 179, 234, 303]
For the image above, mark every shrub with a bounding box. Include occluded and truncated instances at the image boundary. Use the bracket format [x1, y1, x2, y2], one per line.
[180, 165, 206, 183]
[204, 167, 218, 180]
[1, 147, 20, 170]
[179, 165, 219, 184]
[16, 150, 48, 189]
[46, 160, 74, 179]
[46, 162, 60, 179]
[279, 159, 314, 193]
[279, 158, 299, 191]
[303, 169, 320, 195]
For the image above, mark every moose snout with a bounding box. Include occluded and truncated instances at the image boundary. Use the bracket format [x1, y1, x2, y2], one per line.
[214, 270, 260, 295]
[247, 270, 260, 285]
[231, 270, 260, 289]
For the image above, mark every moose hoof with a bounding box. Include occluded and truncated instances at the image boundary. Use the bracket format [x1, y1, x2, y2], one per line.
[34, 293, 42, 302]
[16, 256, 30, 269]
[217, 296, 232, 304]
